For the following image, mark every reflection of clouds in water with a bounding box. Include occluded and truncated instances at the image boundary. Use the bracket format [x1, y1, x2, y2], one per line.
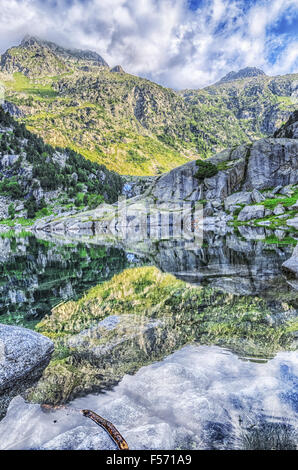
[279, 363, 298, 413]
[62, 345, 298, 449]
[0, 345, 297, 450]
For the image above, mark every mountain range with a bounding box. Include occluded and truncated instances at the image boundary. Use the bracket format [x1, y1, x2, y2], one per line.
[0, 36, 297, 175]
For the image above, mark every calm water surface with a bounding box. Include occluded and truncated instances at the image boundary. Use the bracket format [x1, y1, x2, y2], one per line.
[0, 232, 297, 449]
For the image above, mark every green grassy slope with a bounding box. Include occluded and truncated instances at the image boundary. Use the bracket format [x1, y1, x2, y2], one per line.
[1, 37, 297, 175]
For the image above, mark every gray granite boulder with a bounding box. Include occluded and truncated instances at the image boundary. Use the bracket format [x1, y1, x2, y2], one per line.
[237, 205, 265, 222]
[287, 217, 298, 230]
[0, 325, 54, 392]
[0, 325, 54, 417]
[224, 191, 252, 211]
[251, 189, 265, 203]
[273, 204, 285, 215]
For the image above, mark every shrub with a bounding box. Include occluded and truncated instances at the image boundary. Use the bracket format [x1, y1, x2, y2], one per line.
[88, 194, 104, 209]
[194, 160, 218, 182]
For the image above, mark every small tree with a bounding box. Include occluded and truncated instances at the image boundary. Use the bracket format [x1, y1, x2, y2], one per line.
[8, 203, 15, 219]
[194, 160, 218, 182]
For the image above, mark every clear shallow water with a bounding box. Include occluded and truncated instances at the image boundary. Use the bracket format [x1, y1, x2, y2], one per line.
[0, 232, 297, 449]
[0, 345, 297, 450]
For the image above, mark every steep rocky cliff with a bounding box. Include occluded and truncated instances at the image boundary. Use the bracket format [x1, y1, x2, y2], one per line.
[149, 136, 298, 202]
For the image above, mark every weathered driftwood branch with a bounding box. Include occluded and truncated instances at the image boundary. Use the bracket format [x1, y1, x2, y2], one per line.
[41, 404, 129, 450]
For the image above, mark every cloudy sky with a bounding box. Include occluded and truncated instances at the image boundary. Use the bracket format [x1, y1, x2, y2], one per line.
[0, 0, 297, 89]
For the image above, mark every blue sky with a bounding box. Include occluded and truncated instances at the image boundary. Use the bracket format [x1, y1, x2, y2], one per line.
[0, 0, 297, 89]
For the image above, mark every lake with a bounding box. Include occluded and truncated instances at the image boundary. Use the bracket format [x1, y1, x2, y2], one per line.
[0, 230, 297, 450]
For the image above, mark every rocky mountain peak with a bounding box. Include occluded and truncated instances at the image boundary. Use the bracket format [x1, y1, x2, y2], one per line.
[110, 65, 125, 73]
[0, 36, 109, 77]
[216, 67, 266, 85]
[20, 34, 43, 47]
[20, 35, 109, 66]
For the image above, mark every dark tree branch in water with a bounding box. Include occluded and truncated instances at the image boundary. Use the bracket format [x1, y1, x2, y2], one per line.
[41, 404, 129, 450]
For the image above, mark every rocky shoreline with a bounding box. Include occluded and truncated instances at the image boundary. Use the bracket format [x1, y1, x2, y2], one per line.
[29, 132, 298, 277]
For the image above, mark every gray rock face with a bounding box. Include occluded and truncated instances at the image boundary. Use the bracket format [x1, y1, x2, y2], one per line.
[282, 245, 298, 278]
[0, 325, 54, 417]
[237, 205, 265, 222]
[274, 111, 298, 139]
[243, 139, 298, 190]
[148, 137, 297, 203]
[1, 101, 24, 118]
[150, 160, 203, 202]
[110, 65, 124, 74]
[1, 154, 19, 167]
[287, 217, 298, 230]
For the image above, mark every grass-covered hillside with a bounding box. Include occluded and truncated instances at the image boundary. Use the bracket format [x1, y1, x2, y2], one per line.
[0, 36, 201, 175]
[1, 36, 297, 175]
[0, 106, 123, 225]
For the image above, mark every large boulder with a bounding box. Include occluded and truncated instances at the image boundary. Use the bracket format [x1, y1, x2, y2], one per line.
[237, 205, 265, 222]
[224, 191, 252, 211]
[0, 325, 54, 417]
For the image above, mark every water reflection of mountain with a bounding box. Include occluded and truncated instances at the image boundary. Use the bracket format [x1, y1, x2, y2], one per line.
[31, 229, 297, 297]
[150, 233, 297, 298]
[0, 236, 137, 327]
[0, 231, 296, 330]
[28, 259, 298, 406]
[1, 232, 297, 447]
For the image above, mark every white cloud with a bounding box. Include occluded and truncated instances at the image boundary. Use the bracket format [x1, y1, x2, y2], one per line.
[0, 0, 297, 89]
